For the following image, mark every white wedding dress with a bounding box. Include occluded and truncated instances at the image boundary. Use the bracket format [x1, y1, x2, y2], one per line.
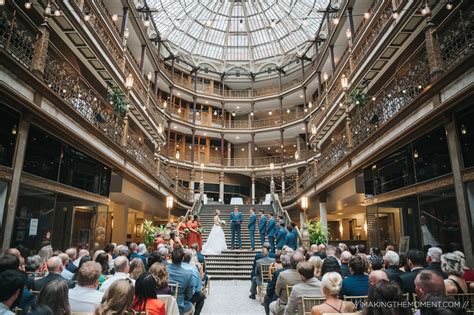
[202, 215, 227, 255]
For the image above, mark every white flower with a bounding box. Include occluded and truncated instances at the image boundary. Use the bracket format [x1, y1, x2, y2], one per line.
[220, 220, 226, 226]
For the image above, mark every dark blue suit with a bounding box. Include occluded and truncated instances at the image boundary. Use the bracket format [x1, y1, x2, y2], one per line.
[276, 227, 287, 250]
[230, 211, 243, 248]
[284, 230, 298, 250]
[167, 263, 195, 315]
[266, 217, 277, 253]
[259, 215, 267, 246]
[248, 213, 257, 249]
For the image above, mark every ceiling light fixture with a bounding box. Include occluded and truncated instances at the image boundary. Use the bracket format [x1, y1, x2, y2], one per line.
[112, 14, 119, 22]
[144, 20, 150, 27]
[333, 18, 340, 25]
[363, 12, 371, 19]
[232, 111, 236, 116]
[308, 101, 313, 108]
[268, 111, 273, 115]
[446, 1, 454, 10]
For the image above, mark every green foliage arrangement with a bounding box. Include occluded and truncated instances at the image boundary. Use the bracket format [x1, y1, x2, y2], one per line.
[349, 88, 367, 108]
[306, 220, 329, 245]
[106, 81, 128, 115]
[143, 219, 159, 250]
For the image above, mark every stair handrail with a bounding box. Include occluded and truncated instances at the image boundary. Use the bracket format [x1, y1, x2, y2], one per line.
[270, 193, 303, 244]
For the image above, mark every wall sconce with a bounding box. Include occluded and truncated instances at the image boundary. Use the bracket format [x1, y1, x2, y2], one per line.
[301, 196, 308, 211]
[341, 74, 349, 91]
[125, 73, 134, 90]
[166, 196, 174, 209]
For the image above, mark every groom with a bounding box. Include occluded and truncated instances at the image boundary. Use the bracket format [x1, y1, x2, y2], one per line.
[230, 206, 243, 249]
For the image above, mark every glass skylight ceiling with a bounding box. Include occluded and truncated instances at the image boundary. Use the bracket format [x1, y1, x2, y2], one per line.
[148, 0, 329, 72]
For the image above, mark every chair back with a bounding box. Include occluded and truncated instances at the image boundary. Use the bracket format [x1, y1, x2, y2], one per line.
[169, 282, 179, 299]
[157, 294, 180, 315]
[343, 295, 368, 310]
[286, 285, 293, 299]
[269, 266, 277, 280]
[260, 264, 272, 283]
[301, 297, 325, 315]
[447, 293, 474, 312]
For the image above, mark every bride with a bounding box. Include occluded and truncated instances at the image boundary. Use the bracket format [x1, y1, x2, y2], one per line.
[202, 209, 227, 255]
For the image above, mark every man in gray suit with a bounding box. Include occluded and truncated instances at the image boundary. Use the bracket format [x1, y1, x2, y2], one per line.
[285, 261, 323, 315]
[249, 247, 275, 299]
[270, 251, 305, 315]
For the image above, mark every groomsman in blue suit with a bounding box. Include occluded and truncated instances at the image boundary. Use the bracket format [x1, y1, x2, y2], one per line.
[258, 210, 267, 246]
[230, 206, 243, 249]
[275, 222, 287, 251]
[266, 213, 277, 253]
[284, 224, 298, 250]
[248, 208, 257, 250]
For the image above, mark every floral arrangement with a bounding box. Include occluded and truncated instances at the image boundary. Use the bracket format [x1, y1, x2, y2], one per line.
[183, 228, 190, 233]
[197, 228, 206, 234]
[220, 220, 226, 226]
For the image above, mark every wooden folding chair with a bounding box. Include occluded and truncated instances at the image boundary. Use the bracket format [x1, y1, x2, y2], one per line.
[286, 285, 294, 300]
[301, 296, 325, 315]
[447, 293, 474, 312]
[169, 282, 179, 300]
[343, 295, 368, 310]
[257, 264, 272, 302]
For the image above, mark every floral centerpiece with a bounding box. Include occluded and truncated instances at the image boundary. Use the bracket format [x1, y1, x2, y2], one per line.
[220, 220, 226, 226]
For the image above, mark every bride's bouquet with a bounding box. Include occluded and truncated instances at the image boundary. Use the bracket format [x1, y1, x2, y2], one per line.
[197, 228, 206, 234]
[220, 220, 226, 226]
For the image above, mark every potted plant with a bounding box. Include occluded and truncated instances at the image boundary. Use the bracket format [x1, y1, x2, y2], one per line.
[306, 220, 329, 245]
[106, 81, 128, 116]
[349, 88, 367, 109]
[143, 219, 159, 250]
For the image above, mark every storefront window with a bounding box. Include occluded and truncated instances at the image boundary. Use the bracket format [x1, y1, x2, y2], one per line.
[12, 187, 56, 251]
[412, 126, 451, 182]
[373, 147, 415, 194]
[0, 104, 20, 167]
[59, 145, 111, 196]
[23, 126, 62, 181]
[457, 105, 474, 168]
[419, 188, 462, 252]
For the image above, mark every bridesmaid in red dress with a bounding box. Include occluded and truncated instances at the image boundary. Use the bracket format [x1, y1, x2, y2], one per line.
[186, 215, 199, 248]
[194, 214, 203, 252]
[177, 216, 187, 247]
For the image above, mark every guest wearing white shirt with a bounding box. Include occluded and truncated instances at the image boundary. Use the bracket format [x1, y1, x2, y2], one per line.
[73, 249, 90, 267]
[59, 253, 74, 280]
[68, 261, 104, 312]
[99, 256, 134, 292]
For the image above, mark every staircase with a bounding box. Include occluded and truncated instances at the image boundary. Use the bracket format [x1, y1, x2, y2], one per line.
[199, 204, 274, 280]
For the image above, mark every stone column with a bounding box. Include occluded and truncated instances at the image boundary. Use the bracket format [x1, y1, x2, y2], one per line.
[250, 102, 255, 128]
[220, 133, 225, 166]
[111, 202, 128, 245]
[280, 128, 285, 163]
[347, 8, 355, 42]
[191, 127, 196, 164]
[122, 113, 129, 147]
[227, 142, 231, 167]
[219, 171, 225, 203]
[329, 45, 336, 75]
[281, 169, 286, 200]
[248, 142, 252, 167]
[155, 145, 161, 178]
[296, 136, 301, 154]
[1, 117, 30, 249]
[251, 172, 256, 204]
[139, 44, 146, 74]
[295, 174, 300, 193]
[120, 7, 129, 38]
[31, 22, 50, 77]
[153, 70, 159, 96]
[251, 133, 255, 166]
[345, 103, 353, 151]
[166, 120, 172, 157]
[424, 19, 444, 79]
[189, 168, 195, 200]
[319, 195, 328, 242]
[221, 102, 225, 128]
[446, 118, 473, 266]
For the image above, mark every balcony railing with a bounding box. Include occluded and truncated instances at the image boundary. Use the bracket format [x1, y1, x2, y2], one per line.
[0, 6, 190, 202]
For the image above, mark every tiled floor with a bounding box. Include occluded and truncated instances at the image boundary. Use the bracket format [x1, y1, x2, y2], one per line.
[202, 280, 266, 315]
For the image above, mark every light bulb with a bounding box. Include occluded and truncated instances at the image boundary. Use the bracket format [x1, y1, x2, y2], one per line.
[363, 12, 371, 19]
[268, 111, 272, 115]
[392, 11, 399, 19]
[144, 20, 150, 27]
[84, 14, 91, 21]
[25, 1, 32, 9]
[112, 14, 119, 22]
[333, 18, 339, 25]
[54, 10, 61, 16]
[446, 2, 453, 10]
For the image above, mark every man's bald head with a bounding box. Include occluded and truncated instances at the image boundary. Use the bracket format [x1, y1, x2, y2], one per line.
[290, 251, 305, 269]
[47, 256, 63, 273]
[6, 248, 21, 258]
[310, 244, 318, 253]
[415, 270, 445, 301]
[114, 256, 129, 273]
[58, 253, 69, 267]
[369, 270, 388, 286]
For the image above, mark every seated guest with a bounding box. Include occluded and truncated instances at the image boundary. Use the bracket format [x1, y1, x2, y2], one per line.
[132, 272, 165, 315]
[149, 263, 172, 295]
[22, 305, 53, 315]
[103, 243, 115, 270]
[251, 242, 273, 279]
[283, 225, 298, 250]
[94, 279, 134, 315]
[264, 252, 292, 315]
[348, 245, 357, 256]
[182, 249, 205, 315]
[130, 243, 146, 265]
[119, 246, 131, 258]
[325, 245, 339, 263]
[453, 251, 474, 282]
[308, 256, 323, 279]
[270, 251, 305, 315]
[58, 253, 74, 280]
[340, 251, 352, 278]
[321, 256, 342, 278]
[270, 251, 283, 272]
[426, 247, 447, 279]
[414, 270, 446, 304]
[250, 246, 275, 299]
[314, 244, 326, 259]
[312, 272, 355, 315]
[369, 270, 388, 287]
[441, 252, 468, 294]
[0, 254, 35, 309]
[38, 246, 53, 273]
[129, 258, 146, 280]
[399, 253, 409, 272]
[397, 249, 425, 294]
[138, 244, 149, 261]
[339, 255, 369, 298]
[72, 255, 92, 282]
[0, 270, 27, 314]
[100, 256, 133, 292]
[357, 244, 367, 257]
[159, 247, 170, 266]
[383, 250, 404, 281]
[38, 280, 70, 315]
[418, 294, 465, 315]
[166, 246, 194, 315]
[72, 249, 89, 268]
[64, 248, 77, 273]
[368, 247, 384, 270]
[284, 262, 323, 315]
[363, 280, 412, 315]
[33, 256, 74, 291]
[68, 261, 104, 312]
[95, 252, 111, 280]
[147, 251, 162, 270]
[25, 255, 42, 277]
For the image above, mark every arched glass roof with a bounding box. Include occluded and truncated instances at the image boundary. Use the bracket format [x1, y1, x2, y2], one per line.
[148, 0, 329, 72]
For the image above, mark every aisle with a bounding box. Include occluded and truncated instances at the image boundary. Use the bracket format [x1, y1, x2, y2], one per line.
[202, 280, 266, 315]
